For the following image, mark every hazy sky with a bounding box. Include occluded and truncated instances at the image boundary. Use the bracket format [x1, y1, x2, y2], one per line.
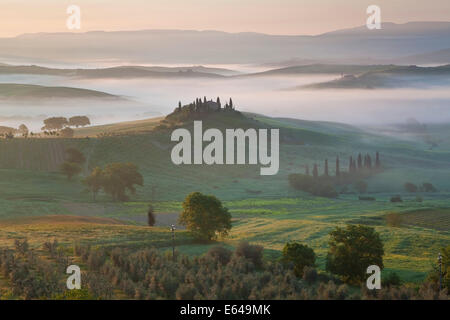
[1, 0, 449, 37]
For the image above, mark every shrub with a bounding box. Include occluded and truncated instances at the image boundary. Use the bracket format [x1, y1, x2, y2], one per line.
[302, 266, 318, 284]
[390, 196, 403, 203]
[206, 246, 233, 265]
[281, 242, 316, 277]
[234, 241, 264, 268]
[359, 196, 375, 201]
[383, 272, 402, 287]
[422, 183, 437, 193]
[404, 182, 418, 193]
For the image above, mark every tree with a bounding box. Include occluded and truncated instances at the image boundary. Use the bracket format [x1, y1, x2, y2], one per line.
[281, 242, 316, 277]
[354, 180, 368, 194]
[404, 182, 418, 193]
[60, 127, 74, 138]
[18, 124, 28, 135]
[326, 225, 384, 283]
[357, 153, 363, 170]
[42, 117, 68, 131]
[65, 148, 85, 165]
[375, 152, 381, 169]
[324, 159, 329, 177]
[178, 192, 231, 241]
[312, 164, 318, 178]
[147, 205, 156, 226]
[336, 156, 340, 177]
[229, 98, 233, 109]
[102, 163, 143, 201]
[60, 162, 82, 180]
[216, 97, 221, 109]
[422, 182, 436, 192]
[84, 167, 104, 201]
[68, 116, 91, 128]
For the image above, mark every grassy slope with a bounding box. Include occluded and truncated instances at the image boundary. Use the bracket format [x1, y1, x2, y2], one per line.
[0, 112, 449, 282]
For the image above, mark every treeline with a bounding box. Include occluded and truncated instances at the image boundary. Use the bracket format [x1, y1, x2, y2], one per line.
[2, 116, 91, 139]
[289, 152, 382, 198]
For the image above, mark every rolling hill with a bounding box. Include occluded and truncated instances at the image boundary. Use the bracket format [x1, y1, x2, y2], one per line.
[0, 65, 228, 79]
[299, 65, 450, 89]
[0, 83, 125, 100]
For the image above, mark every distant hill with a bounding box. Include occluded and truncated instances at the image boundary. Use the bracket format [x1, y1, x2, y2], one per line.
[0, 83, 123, 100]
[299, 65, 450, 89]
[1, 22, 449, 65]
[398, 48, 450, 65]
[242, 64, 396, 77]
[0, 65, 228, 79]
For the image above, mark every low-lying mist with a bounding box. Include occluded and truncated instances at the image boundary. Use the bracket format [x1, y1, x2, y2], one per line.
[1, 67, 450, 131]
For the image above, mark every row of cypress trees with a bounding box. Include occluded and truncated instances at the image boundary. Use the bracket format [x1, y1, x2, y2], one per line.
[305, 152, 381, 178]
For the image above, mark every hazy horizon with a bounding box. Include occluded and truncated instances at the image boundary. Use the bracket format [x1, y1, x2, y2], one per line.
[1, 0, 450, 37]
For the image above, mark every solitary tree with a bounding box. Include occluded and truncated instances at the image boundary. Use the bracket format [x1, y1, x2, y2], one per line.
[326, 225, 384, 283]
[147, 205, 156, 226]
[336, 156, 340, 177]
[179, 192, 231, 241]
[281, 242, 316, 277]
[102, 163, 143, 201]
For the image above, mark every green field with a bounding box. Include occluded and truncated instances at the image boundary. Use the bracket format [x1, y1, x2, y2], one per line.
[0, 112, 449, 284]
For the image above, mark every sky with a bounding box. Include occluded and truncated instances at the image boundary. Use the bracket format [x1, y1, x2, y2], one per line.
[1, 0, 449, 37]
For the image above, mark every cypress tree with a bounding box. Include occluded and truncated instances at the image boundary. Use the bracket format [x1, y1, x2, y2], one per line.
[324, 159, 329, 177]
[349, 156, 353, 173]
[217, 97, 221, 109]
[313, 164, 318, 178]
[357, 153, 363, 170]
[375, 152, 381, 169]
[229, 98, 233, 109]
[305, 164, 310, 176]
[336, 156, 340, 177]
